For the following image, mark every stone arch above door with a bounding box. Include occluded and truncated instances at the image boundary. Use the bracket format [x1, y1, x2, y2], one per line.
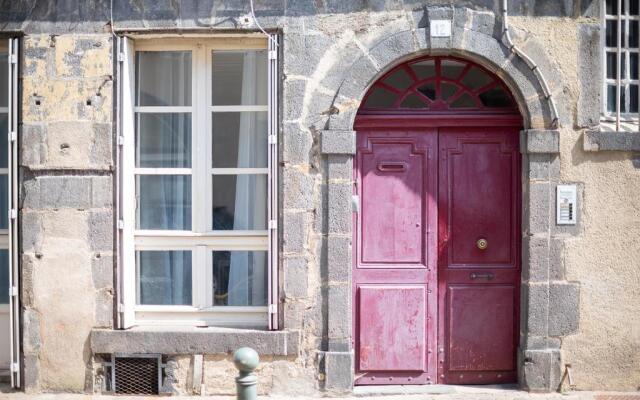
[317, 6, 576, 394]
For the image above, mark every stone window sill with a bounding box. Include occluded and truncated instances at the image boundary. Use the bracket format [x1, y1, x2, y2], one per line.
[90, 326, 299, 356]
[584, 131, 640, 152]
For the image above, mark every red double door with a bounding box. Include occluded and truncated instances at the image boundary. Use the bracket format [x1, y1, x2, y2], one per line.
[353, 125, 521, 385]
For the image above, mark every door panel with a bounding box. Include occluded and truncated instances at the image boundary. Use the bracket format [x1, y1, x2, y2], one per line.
[447, 284, 516, 372]
[438, 128, 520, 385]
[358, 285, 427, 372]
[354, 130, 438, 385]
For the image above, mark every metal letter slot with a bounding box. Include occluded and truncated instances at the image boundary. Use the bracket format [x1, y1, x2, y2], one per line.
[377, 162, 407, 172]
[470, 272, 495, 280]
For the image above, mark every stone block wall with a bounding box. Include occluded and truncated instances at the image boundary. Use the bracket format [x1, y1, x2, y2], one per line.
[20, 34, 113, 392]
[3, 0, 640, 395]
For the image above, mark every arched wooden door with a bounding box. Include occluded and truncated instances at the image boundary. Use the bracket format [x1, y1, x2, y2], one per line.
[353, 56, 522, 385]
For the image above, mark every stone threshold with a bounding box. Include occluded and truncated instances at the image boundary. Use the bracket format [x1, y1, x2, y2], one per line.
[90, 326, 299, 356]
[353, 384, 519, 397]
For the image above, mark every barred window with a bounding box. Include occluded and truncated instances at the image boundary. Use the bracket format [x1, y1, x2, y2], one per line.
[603, 0, 640, 127]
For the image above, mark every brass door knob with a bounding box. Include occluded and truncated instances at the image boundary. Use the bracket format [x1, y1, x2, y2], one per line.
[476, 238, 488, 250]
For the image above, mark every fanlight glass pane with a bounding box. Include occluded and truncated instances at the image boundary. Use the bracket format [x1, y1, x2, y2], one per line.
[212, 50, 267, 106]
[461, 67, 493, 90]
[138, 250, 192, 305]
[441, 82, 459, 100]
[0, 250, 8, 304]
[479, 87, 513, 107]
[417, 82, 436, 100]
[410, 59, 435, 80]
[212, 174, 267, 230]
[400, 93, 428, 108]
[212, 112, 267, 168]
[383, 69, 414, 91]
[363, 86, 396, 108]
[137, 175, 192, 230]
[450, 93, 477, 108]
[212, 250, 267, 306]
[136, 113, 191, 168]
[136, 51, 192, 107]
[441, 59, 466, 80]
[0, 53, 7, 108]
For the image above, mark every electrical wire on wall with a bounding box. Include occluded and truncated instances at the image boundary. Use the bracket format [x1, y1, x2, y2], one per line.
[249, 0, 279, 47]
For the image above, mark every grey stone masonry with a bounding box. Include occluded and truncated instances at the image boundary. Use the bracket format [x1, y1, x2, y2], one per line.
[521, 129, 560, 154]
[90, 327, 299, 356]
[583, 131, 640, 152]
[321, 130, 357, 155]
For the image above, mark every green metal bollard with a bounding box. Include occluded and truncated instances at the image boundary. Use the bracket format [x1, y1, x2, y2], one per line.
[233, 347, 260, 400]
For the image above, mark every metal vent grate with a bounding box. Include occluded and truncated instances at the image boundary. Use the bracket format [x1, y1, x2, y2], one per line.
[114, 355, 160, 395]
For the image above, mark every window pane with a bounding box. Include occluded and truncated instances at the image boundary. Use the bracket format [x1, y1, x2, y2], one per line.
[0, 114, 7, 168]
[631, 84, 639, 112]
[441, 59, 466, 80]
[461, 67, 493, 90]
[136, 51, 192, 106]
[138, 250, 192, 305]
[632, 0, 639, 15]
[0, 250, 8, 304]
[410, 59, 435, 80]
[607, 52, 618, 79]
[0, 175, 7, 230]
[136, 113, 191, 168]
[606, 0, 617, 15]
[630, 21, 639, 48]
[607, 85, 616, 112]
[212, 250, 267, 306]
[212, 112, 267, 168]
[632, 53, 638, 80]
[606, 20, 618, 47]
[212, 174, 267, 230]
[621, 52, 627, 79]
[137, 175, 191, 230]
[479, 87, 513, 107]
[399, 92, 428, 108]
[383, 69, 414, 91]
[212, 50, 267, 106]
[0, 54, 7, 108]
[363, 86, 396, 108]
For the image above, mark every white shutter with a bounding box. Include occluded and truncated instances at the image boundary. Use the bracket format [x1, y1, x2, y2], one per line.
[119, 36, 136, 328]
[8, 37, 20, 388]
[267, 34, 279, 330]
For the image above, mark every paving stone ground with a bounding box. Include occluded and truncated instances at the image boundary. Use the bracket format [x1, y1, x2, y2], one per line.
[0, 385, 638, 400]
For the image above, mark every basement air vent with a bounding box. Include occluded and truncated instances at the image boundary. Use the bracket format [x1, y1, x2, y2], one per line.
[112, 354, 162, 395]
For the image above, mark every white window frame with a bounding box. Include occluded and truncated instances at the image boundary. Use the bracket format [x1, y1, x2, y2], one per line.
[601, 0, 640, 130]
[117, 35, 279, 329]
[0, 38, 20, 388]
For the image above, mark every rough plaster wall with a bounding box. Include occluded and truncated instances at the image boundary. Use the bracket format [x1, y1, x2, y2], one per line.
[510, 17, 640, 391]
[20, 34, 113, 392]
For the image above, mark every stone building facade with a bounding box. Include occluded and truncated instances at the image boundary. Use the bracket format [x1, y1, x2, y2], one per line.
[0, 0, 638, 396]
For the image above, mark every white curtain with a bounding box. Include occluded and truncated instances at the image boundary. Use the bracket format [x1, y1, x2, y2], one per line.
[228, 51, 268, 306]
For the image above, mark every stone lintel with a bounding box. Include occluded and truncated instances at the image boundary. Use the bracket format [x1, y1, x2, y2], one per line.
[521, 129, 560, 154]
[90, 327, 299, 356]
[583, 130, 640, 152]
[321, 130, 356, 155]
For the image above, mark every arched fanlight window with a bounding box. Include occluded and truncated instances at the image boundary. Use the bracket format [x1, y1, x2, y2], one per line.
[360, 56, 517, 113]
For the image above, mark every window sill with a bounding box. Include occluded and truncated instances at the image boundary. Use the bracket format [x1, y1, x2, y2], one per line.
[583, 130, 640, 152]
[90, 326, 299, 356]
